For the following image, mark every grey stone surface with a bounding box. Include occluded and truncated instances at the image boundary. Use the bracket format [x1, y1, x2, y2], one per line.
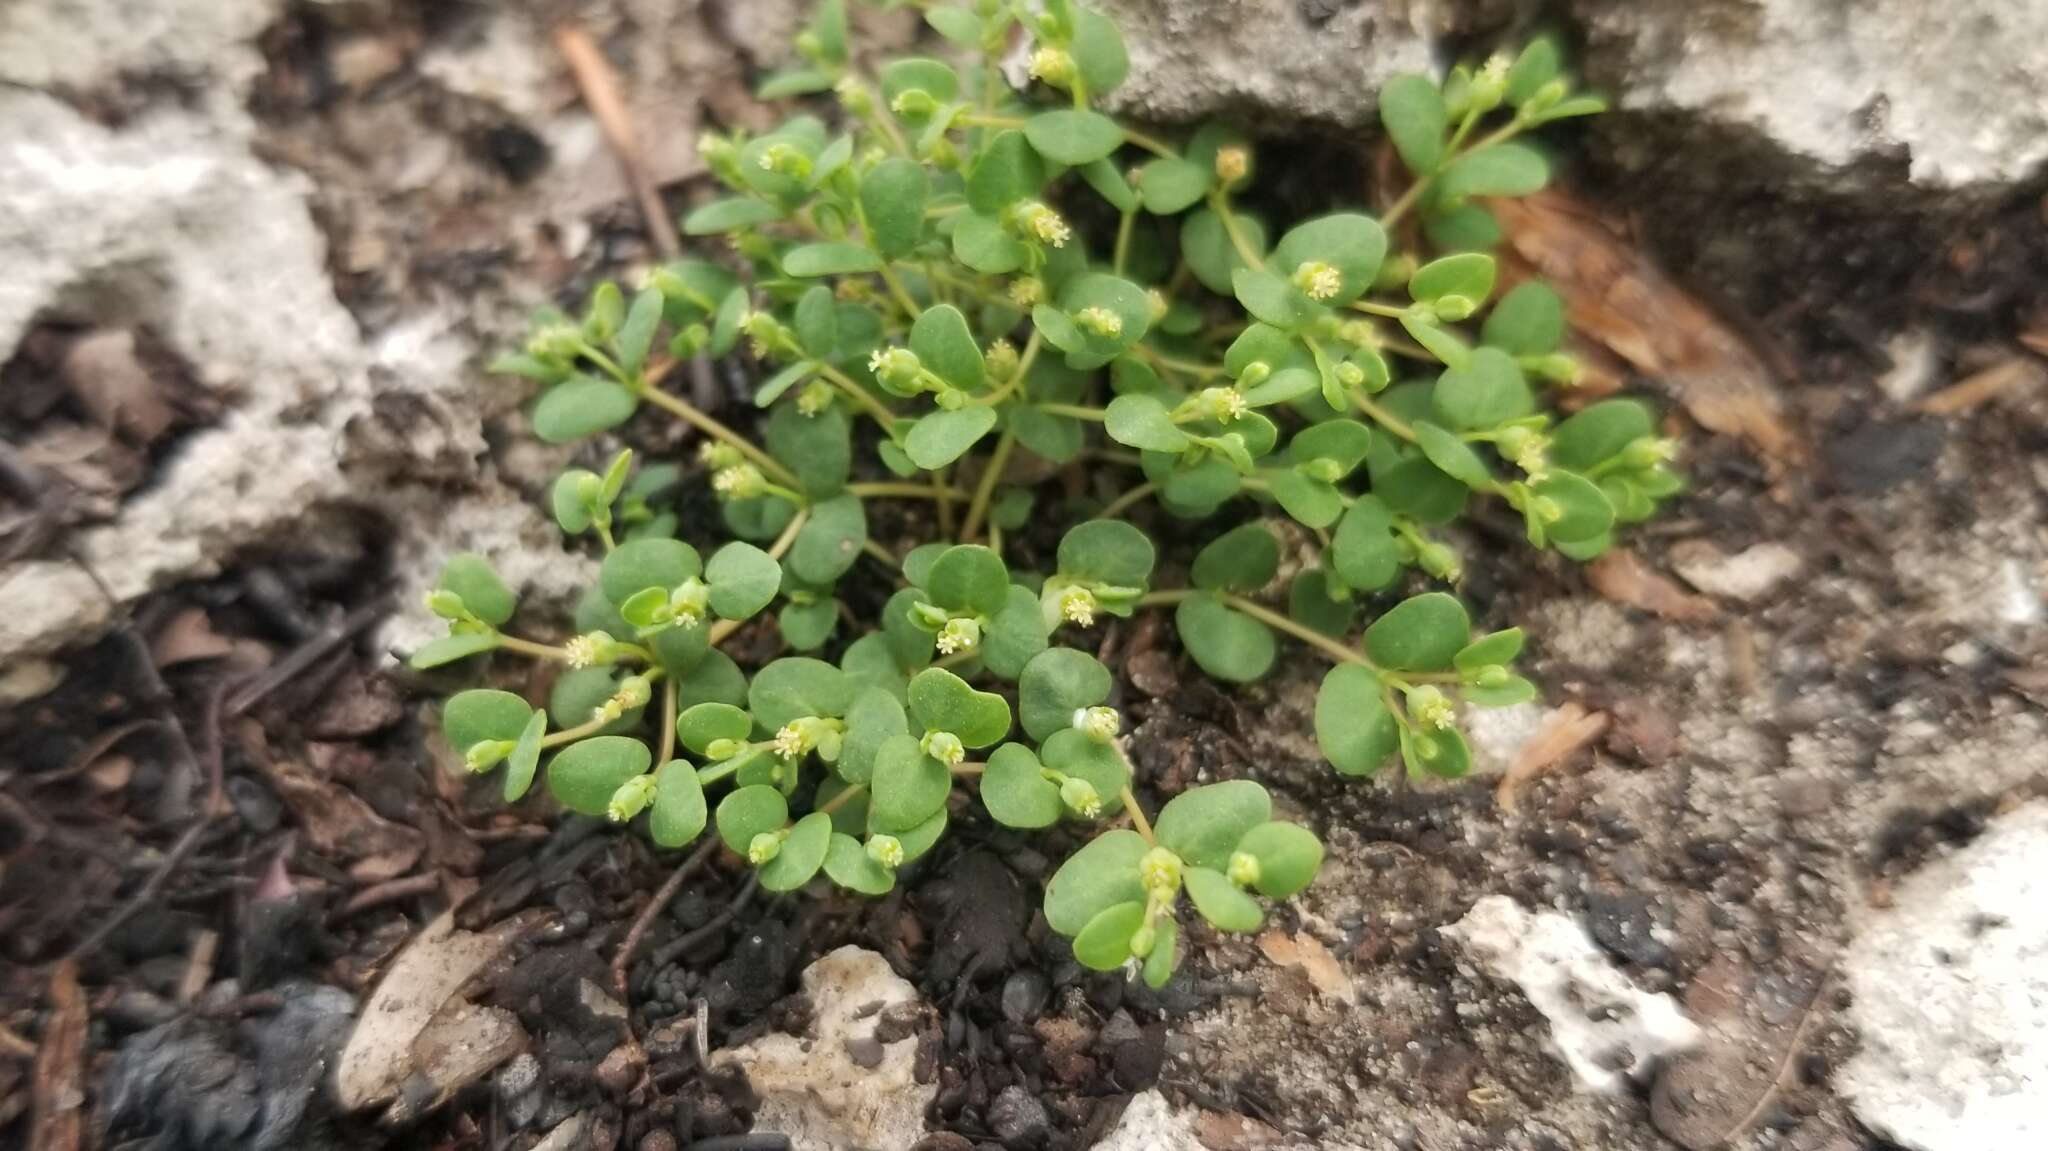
[1840, 802, 2048, 1151]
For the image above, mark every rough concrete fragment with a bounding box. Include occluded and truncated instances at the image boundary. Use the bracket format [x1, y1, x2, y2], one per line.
[1668, 541, 1804, 603]
[0, 0, 277, 94]
[717, 946, 934, 1151]
[1090, 1089, 1201, 1151]
[1839, 803, 2048, 1151]
[1445, 895, 1700, 1093]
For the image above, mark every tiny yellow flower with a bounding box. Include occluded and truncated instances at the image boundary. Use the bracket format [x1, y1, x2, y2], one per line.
[1294, 260, 1343, 301]
[1075, 307, 1123, 338]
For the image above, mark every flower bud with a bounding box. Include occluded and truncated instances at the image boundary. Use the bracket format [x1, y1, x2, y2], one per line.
[984, 338, 1020, 380]
[1058, 776, 1102, 818]
[1236, 360, 1272, 387]
[711, 463, 766, 501]
[1146, 289, 1169, 323]
[1532, 353, 1581, 386]
[1139, 847, 1183, 894]
[867, 346, 925, 394]
[748, 832, 783, 865]
[1012, 202, 1072, 248]
[426, 589, 469, 621]
[668, 578, 710, 628]
[936, 616, 981, 655]
[1128, 922, 1158, 958]
[1075, 306, 1122, 338]
[705, 737, 745, 761]
[1058, 584, 1098, 627]
[1301, 457, 1345, 484]
[833, 77, 873, 115]
[1198, 386, 1247, 422]
[1405, 685, 1456, 731]
[1227, 851, 1262, 888]
[1416, 539, 1462, 581]
[606, 774, 657, 823]
[909, 600, 953, 632]
[1027, 47, 1076, 89]
[699, 441, 744, 470]
[1334, 361, 1366, 389]
[866, 835, 905, 870]
[1621, 437, 1677, 469]
[1008, 277, 1044, 308]
[920, 730, 967, 766]
[795, 379, 835, 416]
[1213, 145, 1250, 187]
[1433, 294, 1478, 322]
[889, 88, 938, 118]
[1524, 78, 1569, 115]
[1074, 706, 1121, 743]
[465, 739, 516, 773]
[1470, 54, 1510, 112]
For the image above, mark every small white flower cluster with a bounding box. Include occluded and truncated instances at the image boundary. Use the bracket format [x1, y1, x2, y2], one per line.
[1294, 260, 1342, 302]
[1074, 306, 1122, 338]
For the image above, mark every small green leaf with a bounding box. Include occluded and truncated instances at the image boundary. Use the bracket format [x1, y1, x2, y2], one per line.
[1136, 156, 1210, 215]
[1184, 209, 1267, 295]
[952, 211, 1028, 273]
[1463, 675, 1539, 707]
[860, 158, 928, 258]
[906, 406, 998, 469]
[1364, 592, 1470, 671]
[1288, 568, 1355, 637]
[1424, 203, 1504, 252]
[1433, 348, 1533, 430]
[1549, 399, 1654, 470]
[869, 734, 951, 832]
[981, 743, 1062, 829]
[1455, 628, 1525, 670]
[1018, 648, 1112, 742]
[1381, 73, 1448, 175]
[909, 304, 986, 391]
[1056, 519, 1155, 588]
[1264, 470, 1344, 529]
[705, 542, 782, 621]
[537, 380, 638, 443]
[1405, 725, 1472, 779]
[1531, 471, 1615, 544]
[758, 812, 832, 891]
[1073, 901, 1146, 970]
[1143, 917, 1179, 988]
[438, 553, 517, 626]
[788, 494, 866, 585]
[550, 668, 644, 734]
[1185, 867, 1263, 933]
[1505, 37, 1560, 107]
[881, 57, 961, 108]
[1155, 779, 1271, 869]
[1414, 421, 1494, 488]
[1481, 282, 1564, 355]
[907, 667, 1011, 747]
[1410, 252, 1497, 306]
[674, 649, 749, 710]
[837, 687, 909, 784]
[1175, 594, 1277, 683]
[716, 785, 788, 853]
[1104, 393, 1188, 453]
[551, 470, 600, 534]
[1043, 828, 1149, 936]
[1232, 268, 1318, 329]
[1024, 109, 1124, 165]
[600, 538, 702, 606]
[749, 657, 853, 730]
[1439, 143, 1549, 200]
[1272, 213, 1387, 302]
[1331, 495, 1400, 591]
[443, 689, 532, 754]
[1289, 420, 1374, 475]
[782, 242, 883, 277]
[779, 598, 837, 651]
[926, 544, 1010, 616]
[505, 710, 546, 802]
[1400, 314, 1472, 369]
[764, 403, 852, 498]
[616, 287, 664, 377]
[824, 833, 896, 894]
[1233, 822, 1323, 898]
[966, 130, 1047, 214]
[1191, 522, 1279, 592]
[650, 760, 707, 848]
[547, 737, 653, 816]
[1070, 5, 1130, 95]
[758, 68, 833, 99]
[683, 197, 785, 235]
[1077, 156, 1139, 213]
[677, 702, 751, 757]
[979, 585, 1048, 681]
[1316, 664, 1397, 777]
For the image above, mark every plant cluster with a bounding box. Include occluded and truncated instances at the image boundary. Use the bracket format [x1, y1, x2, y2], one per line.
[421, 0, 1677, 985]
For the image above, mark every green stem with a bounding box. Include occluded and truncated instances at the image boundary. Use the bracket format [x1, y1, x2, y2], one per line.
[1206, 192, 1265, 269]
[846, 481, 969, 501]
[1381, 117, 1526, 229]
[1035, 402, 1108, 421]
[815, 363, 901, 429]
[960, 429, 1016, 542]
[657, 679, 678, 764]
[1118, 785, 1156, 844]
[819, 782, 869, 815]
[639, 387, 802, 488]
[1113, 210, 1135, 275]
[1349, 300, 1411, 319]
[1096, 482, 1158, 520]
[541, 716, 609, 749]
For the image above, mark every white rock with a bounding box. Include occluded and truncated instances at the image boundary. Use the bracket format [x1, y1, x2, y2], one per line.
[1444, 895, 1700, 1093]
[1839, 803, 2048, 1151]
[717, 946, 933, 1151]
[1461, 701, 1549, 777]
[1668, 541, 1804, 603]
[1090, 1089, 1200, 1151]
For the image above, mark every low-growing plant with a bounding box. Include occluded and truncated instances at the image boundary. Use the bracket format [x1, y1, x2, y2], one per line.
[423, 0, 1677, 985]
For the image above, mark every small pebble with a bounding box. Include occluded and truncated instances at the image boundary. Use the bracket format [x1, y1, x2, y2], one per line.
[988, 1083, 1051, 1149]
[1000, 969, 1050, 1024]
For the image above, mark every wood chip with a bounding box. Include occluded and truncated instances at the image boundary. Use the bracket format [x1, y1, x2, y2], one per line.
[1588, 549, 1722, 622]
[1255, 929, 1356, 1004]
[1912, 355, 2045, 415]
[1494, 191, 1802, 464]
[29, 960, 86, 1151]
[1497, 703, 1610, 812]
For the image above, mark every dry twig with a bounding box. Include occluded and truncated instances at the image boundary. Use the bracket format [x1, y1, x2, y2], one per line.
[555, 20, 682, 259]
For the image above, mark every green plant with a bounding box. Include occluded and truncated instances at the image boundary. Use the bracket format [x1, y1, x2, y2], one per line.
[424, 0, 1677, 985]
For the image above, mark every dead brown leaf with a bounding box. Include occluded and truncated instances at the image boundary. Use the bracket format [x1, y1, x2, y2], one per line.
[151, 606, 237, 668]
[1588, 550, 1722, 622]
[1255, 929, 1355, 1004]
[247, 721, 423, 876]
[29, 960, 86, 1151]
[61, 329, 176, 444]
[1493, 191, 1802, 464]
[1497, 703, 1610, 812]
[1912, 355, 2044, 415]
[1197, 1109, 1284, 1150]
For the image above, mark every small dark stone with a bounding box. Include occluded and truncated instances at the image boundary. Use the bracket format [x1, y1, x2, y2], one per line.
[1585, 889, 1671, 967]
[1111, 1023, 1167, 1090]
[911, 1135, 975, 1151]
[495, 1053, 544, 1130]
[476, 123, 549, 182]
[987, 1084, 1050, 1149]
[1824, 418, 1943, 494]
[843, 1035, 885, 1069]
[637, 1130, 677, 1151]
[226, 776, 282, 832]
[1000, 969, 1050, 1024]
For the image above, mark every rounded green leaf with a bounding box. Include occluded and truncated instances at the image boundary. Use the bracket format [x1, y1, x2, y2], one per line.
[1405, 725, 1472, 779]
[1439, 143, 1549, 200]
[1289, 420, 1373, 475]
[1191, 522, 1279, 592]
[779, 598, 838, 651]
[1463, 675, 1539, 708]
[788, 494, 866, 585]
[547, 737, 653, 816]
[1288, 568, 1355, 638]
[1234, 821, 1323, 898]
[1143, 916, 1180, 989]
[705, 541, 782, 621]
[1381, 73, 1447, 175]
[674, 649, 749, 710]
[906, 406, 998, 469]
[650, 759, 707, 848]
[1331, 494, 1399, 591]
[1057, 274, 1152, 360]
[907, 667, 1011, 747]
[869, 734, 951, 833]
[758, 811, 832, 891]
[980, 742, 1062, 829]
[966, 130, 1045, 214]
[838, 687, 909, 784]
[1414, 421, 1494, 489]
[881, 57, 960, 106]
[1550, 399, 1654, 470]
[1039, 728, 1129, 797]
[443, 689, 532, 753]
[1265, 470, 1344, 529]
[408, 632, 500, 669]
[550, 667, 644, 733]
[927, 544, 1010, 616]
[749, 657, 852, 729]
[1233, 268, 1318, 329]
[1057, 519, 1155, 588]
[1078, 156, 1139, 213]
[793, 288, 840, 360]
[882, 587, 937, 672]
[550, 470, 600, 534]
[683, 197, 785, 235]
[1155, 779, 1271, 869]
[1073, 902, 1146, 970]
[1136, 156, 1210, 215]
[1364, 592, 1470, 671]
[504, 710, 546, 802]
[860, 157, 928, 258]
[1184, 866, 1263, 933]
[1409, 252, 1497, 307]
[600, 538, 702, 606]
[1505, 37, 1561, 107]
[1024, 109, 1124, 165]
[894, 806, 948, 862]
[824, 833, 896, 895]
[1043, 828, 1150, 936]
[1104, 393, 1189, 453]
[439, 553, 516, 626]
[1481, 282, 1564, 355]
[1183, 209, 1267, 295]
[533, 378, 638, 443]
[1424, 203, 1504, 252]
[1531, 471, 1615, 544]
[783, 242, 883, 277]
[677, 702, 751, 756]
[953, 211, 1028, 273]
[979, 584, 1049, 681]
[1433, 348, 1533, 430]
[1019, 648, 1112, 742]
[1175, 593, 1276, 682]
[1316, 664, 1398, 777]
[1272, 213, 1386, 302]
[616, 287, 664, 376]
[1070, 5, 1129, 95]
[909, 304, 986, 391]
[716, 785, 789, 853]
[1454, 628, 1525, 670]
